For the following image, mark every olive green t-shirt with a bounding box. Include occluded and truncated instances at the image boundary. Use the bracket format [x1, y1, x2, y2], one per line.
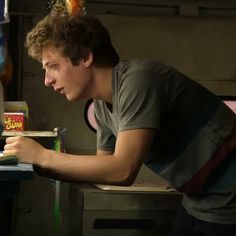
[94, 59, 236, 224]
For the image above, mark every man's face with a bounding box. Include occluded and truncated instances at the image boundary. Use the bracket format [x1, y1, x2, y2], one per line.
[42, 46, 92, 101]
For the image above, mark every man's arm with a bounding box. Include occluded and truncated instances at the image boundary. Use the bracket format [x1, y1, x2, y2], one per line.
[33, 147, 113, 181]
[4, 129, 155, 185]
[96, 149, 113, 156]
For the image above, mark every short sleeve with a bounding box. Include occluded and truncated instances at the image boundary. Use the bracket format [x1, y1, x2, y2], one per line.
[94, 102, 116, 151]
[117, 70, 164, 132]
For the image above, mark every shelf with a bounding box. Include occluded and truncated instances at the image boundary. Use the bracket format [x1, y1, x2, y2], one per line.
[1, 130, 58, 137]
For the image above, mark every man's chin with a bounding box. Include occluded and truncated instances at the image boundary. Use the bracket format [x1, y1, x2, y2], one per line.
[65, 94, 72, 101]
[66, 95, 77, 102]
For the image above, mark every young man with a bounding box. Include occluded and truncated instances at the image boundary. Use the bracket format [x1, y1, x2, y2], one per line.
[3, 13, 236, 235]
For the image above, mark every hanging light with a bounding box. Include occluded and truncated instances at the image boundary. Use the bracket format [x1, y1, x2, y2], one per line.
[46, 0, 86, 15]
[66, 0, 86, 15]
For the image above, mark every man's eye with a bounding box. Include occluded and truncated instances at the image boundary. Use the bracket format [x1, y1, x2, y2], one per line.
[50, 64, 57, 69]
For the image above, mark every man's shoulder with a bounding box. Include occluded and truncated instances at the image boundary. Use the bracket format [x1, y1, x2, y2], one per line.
[116, 59, 168, 73]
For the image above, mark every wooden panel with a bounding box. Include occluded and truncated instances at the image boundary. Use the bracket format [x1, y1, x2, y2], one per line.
[9, 0, 47, 15]
[8, 0, 236, 17]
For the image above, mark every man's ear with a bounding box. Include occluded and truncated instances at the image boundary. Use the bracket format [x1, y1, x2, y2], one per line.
[83, 52, 93, 67]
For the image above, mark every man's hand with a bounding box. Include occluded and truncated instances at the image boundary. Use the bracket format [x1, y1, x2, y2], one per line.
[3, 136, 46, 164]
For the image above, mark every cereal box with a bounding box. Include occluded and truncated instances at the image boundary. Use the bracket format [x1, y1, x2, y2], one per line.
[4, 112, 24, 131]
[4, 101, 29, 130]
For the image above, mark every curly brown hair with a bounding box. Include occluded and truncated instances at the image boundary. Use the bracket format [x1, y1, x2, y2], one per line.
[25, 13, 119, 67]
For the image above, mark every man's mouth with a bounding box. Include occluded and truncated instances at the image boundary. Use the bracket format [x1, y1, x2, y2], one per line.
[55, 87, 64, 94]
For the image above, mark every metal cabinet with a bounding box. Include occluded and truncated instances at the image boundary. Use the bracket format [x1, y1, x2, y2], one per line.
[68, 184, 182, 236]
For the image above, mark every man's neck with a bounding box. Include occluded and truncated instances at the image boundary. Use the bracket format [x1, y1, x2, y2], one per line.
[93, 66, 113, 103]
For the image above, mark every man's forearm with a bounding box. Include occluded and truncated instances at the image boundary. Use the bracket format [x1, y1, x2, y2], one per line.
[33, 164, 85, 183]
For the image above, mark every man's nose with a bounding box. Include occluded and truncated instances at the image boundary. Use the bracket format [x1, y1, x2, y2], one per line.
[44, 72, 54, 87]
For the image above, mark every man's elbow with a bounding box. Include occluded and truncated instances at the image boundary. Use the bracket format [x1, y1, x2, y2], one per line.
[118, 178, 135, 186]
[113, 168, 139, 186]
